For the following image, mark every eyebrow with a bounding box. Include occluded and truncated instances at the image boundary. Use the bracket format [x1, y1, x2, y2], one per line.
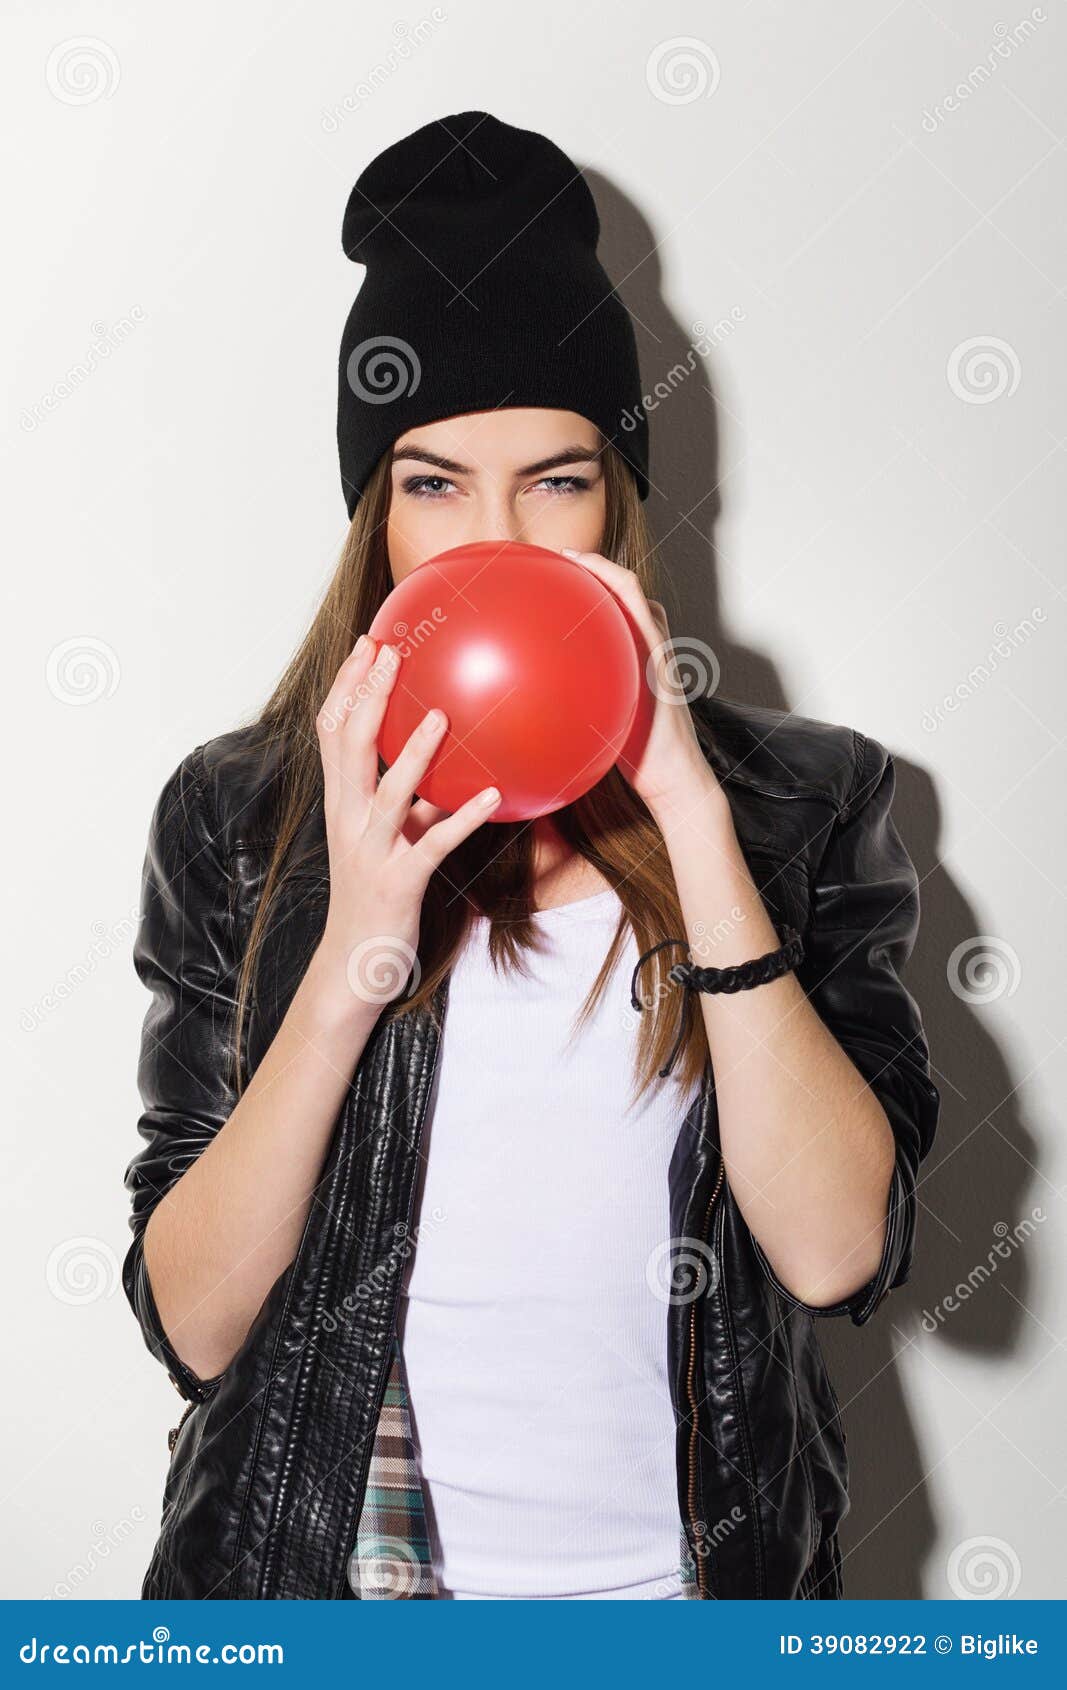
[390, 443, 602, 478]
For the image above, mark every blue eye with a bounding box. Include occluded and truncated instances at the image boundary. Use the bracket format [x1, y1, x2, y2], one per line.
[403, 475, 454, 499]
[536, 476, 592, 495]
[401, 472, 594, 499]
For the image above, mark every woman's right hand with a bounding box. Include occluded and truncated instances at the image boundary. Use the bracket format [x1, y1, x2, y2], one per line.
[313, 633, 501, 1015]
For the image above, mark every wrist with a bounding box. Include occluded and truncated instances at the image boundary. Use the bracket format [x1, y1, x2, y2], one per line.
[648, 762, 734, 840]
[302, 940, 391, 1036]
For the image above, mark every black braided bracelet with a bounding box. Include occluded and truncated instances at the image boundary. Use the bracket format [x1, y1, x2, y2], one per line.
[629, 926, 805, 1079]
[669, 926, 804, 994]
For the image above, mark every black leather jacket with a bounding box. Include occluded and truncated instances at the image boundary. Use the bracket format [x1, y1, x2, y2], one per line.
[122, 694, 940, 1599]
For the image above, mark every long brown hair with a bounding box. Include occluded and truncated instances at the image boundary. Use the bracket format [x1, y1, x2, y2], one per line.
[233, 437, 710, 1107]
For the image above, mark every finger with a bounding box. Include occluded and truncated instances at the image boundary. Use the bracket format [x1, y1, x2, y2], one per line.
[647, 599, 672, 635]
[316, 635, 379, 815]
[561, 547, 662, 646]
[559, 545, 628, 581]
[403, 796, 454, 847]
[334, 639, 405, 813]
[560, 546, 646, 604]
[408, 784, 503, 875]
[365, 705, 451, 841]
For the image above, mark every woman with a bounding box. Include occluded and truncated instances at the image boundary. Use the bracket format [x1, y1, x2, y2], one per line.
[122, 111, 940, 1600]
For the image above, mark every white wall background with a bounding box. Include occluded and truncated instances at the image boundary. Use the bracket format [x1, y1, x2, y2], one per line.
[3, 0, 1063, 1601]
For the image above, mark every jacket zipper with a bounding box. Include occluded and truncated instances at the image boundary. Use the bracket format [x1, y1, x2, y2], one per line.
[167, 1400, 196, 1455]
[685, 1150, 725, 1598]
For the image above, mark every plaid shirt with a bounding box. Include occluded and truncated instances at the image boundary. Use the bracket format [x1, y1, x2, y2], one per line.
[348, 1334, 700, 1599]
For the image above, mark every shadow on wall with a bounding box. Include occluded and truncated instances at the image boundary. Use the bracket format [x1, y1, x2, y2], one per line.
[587, 168, 1038, 1601]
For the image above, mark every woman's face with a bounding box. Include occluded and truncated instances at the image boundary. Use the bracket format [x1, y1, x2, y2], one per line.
[385, 408, 607, 584]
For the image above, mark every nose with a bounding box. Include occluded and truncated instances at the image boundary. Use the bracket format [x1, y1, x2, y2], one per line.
[470, 494, 532, 547]
[469, 506, 523, 545]
[478, 523, 523, 545]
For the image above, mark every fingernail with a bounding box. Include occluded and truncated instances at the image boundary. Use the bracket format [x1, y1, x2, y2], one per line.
[354, 634, 368, 657]
[479, 787, 501, 806]
[560, 547, 578, 558]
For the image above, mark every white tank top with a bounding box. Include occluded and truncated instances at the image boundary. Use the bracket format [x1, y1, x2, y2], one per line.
[397, 886, 703, 1599]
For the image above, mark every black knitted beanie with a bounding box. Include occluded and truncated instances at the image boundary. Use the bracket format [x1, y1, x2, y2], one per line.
[336, 110, 649, 517]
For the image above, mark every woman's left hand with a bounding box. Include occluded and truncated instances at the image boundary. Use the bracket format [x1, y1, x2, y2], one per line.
[559, 547, 722, 816]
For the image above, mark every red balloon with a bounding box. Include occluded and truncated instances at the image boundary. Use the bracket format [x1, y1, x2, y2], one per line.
[368, 540, 642, 822]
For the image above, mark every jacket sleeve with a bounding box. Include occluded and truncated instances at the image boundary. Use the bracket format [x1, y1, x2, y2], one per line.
[122, 745, 240, 1402]
[749, 732, 941, 1326]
